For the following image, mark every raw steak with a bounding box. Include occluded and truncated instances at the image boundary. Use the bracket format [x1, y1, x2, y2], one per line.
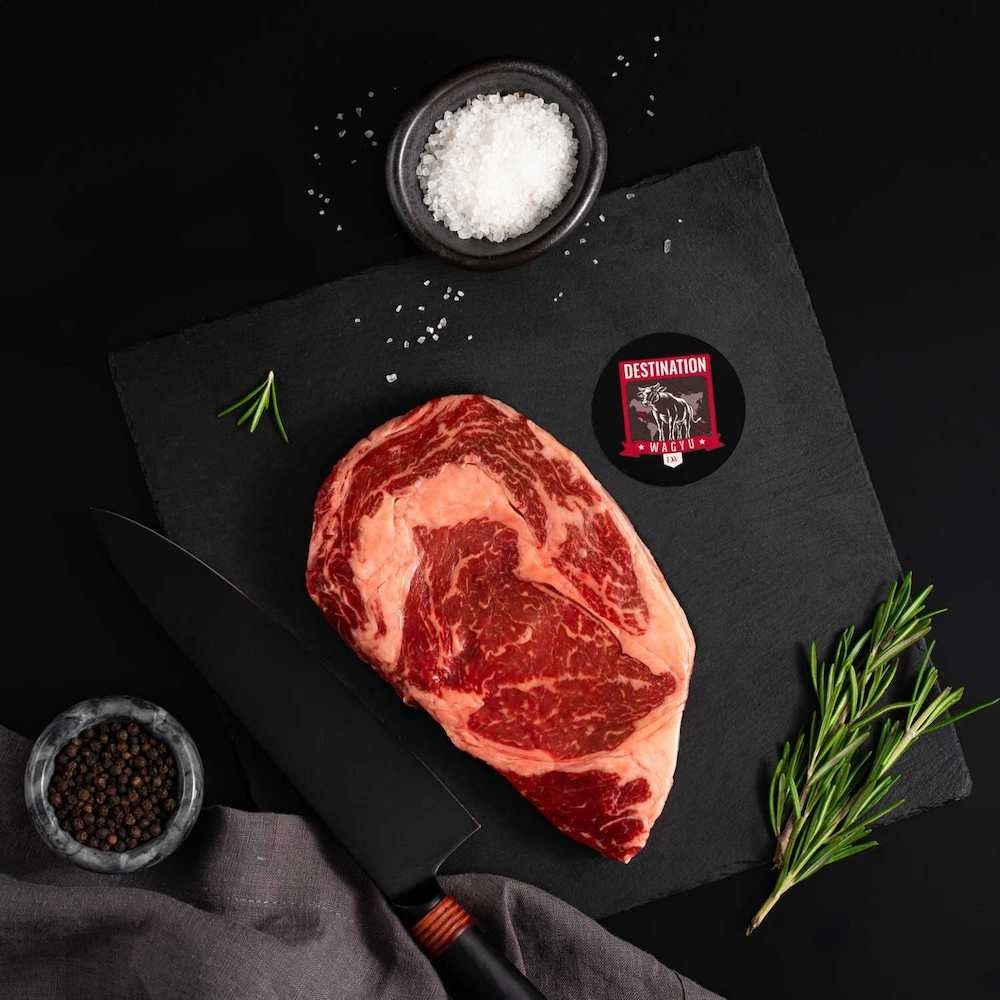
[306, 395, 695, 862]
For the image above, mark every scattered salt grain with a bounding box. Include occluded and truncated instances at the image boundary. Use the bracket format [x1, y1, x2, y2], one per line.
[313, 153, 320, 160]
[336, 112, 344, 120]
[443, 293, 450, 300]
[677, 217, 683, 223]
[432, 333, 439, 341]
[307, 188, 314, 195]
[364, 129, 374, 139]
[395, 304, 402, 313]
[318, 209, 325, 215]
[386, 337, 393, 343]
[646, 109, 655, 117]
[599, 213, 606, 222]
[625, 62, 630, 68]
[385, 372, 397, 383]
[423, 279, 430, 286]
[438, 317, 447, 329]
[313, 125, 319, 132]
[564, 249, 570, 255]
[371, 141, 378, 147]
[653, 34, 660, 41]
[592, 258, 599, 264]
[663, 238, 672, 254]
[584, 222, 590, 227]
[354, 317, 360, 324]
[653, 51, 658, 58]
[579, 237, 587, 244]
[404, 340, 410, 348]
[336, 224, 343, 231]
[617, 54, 624, 61]
[611, 71, 618, 78]
[456, 290, 464, 297]
[417, 92, 578, 242]
[350, 160, 357, 165]
[367, 91, 374, 98]
[324, 197, 330, 204]
[649, 94, 655, 101]
[355, 107, 362, 117]
[338, 130, 347, 138]
[425, 326, 434, 334]
[446, 286, 452, 294]
[467, 335, 473, 340]
[418, 336, 426, 343]
[626, 192, 636, 200]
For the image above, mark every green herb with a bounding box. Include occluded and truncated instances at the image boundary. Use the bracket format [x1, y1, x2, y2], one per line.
[217, 370, 289, 443]
[748, 574, 996, 935]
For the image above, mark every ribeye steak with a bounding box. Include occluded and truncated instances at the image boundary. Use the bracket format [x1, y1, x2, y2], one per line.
[306, 395, 694, 861]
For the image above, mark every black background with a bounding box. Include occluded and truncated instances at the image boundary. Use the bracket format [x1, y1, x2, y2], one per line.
[3, 6, 998, 998]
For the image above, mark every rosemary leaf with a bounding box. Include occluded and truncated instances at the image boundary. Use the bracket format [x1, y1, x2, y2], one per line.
[270, 377, 289, 444]
[248, 387, 268, 433]
[217, 377, 268, 417]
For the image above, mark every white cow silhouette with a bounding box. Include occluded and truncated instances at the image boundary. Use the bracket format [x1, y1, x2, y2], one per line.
[634, 383, 698, 440]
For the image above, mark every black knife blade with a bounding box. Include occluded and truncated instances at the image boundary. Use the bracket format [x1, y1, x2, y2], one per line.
[93, 508, 478, 898]
[93, 509, 546, 1000]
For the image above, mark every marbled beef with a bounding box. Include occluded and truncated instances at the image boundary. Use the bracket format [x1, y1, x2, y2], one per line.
[306, 395, 694, 861]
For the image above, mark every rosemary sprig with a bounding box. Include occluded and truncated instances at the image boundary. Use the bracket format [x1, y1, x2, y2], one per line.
[748, 574, 996, 935]
[217, 370, 289, 443]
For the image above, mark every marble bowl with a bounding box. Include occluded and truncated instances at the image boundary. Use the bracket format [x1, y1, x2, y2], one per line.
[24, 695, 204, 873]
[386, 59, 607, 270]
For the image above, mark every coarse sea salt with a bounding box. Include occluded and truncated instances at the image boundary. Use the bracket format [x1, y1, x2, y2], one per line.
[417, 92, 578, 243]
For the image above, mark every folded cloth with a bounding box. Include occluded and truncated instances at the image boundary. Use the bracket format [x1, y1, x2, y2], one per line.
[0, 726, 722, 999]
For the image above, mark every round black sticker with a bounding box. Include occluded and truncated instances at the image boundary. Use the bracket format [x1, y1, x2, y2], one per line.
[592, 332, 745, 486]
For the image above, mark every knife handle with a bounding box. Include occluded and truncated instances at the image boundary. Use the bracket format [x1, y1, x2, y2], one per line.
[402, 894, 547, 999]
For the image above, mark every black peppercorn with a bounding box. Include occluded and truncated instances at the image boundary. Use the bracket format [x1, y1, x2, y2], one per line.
[47, 718, 180, 853]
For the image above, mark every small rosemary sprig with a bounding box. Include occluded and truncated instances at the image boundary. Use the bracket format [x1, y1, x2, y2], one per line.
[748, 574, 996, 935]
[217, 370, 289, 443]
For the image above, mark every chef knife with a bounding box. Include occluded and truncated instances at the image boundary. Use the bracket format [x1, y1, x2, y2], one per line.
[93, 509, 546, 1000]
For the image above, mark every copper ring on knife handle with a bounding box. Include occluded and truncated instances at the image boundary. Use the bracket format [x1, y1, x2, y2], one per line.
[410, 895, 473, 958]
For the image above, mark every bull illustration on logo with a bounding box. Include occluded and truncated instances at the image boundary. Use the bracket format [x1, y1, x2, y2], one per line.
[633, 383, 703, 440]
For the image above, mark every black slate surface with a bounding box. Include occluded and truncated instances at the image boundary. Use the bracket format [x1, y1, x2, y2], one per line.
[109, 148, 970, 918]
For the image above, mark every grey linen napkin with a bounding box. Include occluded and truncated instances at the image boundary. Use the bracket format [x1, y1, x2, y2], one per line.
[0, 726, 721, 999]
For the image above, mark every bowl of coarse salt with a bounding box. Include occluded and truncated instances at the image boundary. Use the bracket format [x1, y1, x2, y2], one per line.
[387, 59, 607, 270]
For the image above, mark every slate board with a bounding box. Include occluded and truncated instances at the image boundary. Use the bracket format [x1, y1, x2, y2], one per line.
[110, 148, 970, 918]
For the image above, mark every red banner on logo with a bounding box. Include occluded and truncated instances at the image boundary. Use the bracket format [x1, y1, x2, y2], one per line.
[620, 433, 724, 457]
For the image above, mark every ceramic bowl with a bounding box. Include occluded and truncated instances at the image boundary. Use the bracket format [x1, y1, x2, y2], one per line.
[386, 59, 607, 270]
[24, 695, 204, 873]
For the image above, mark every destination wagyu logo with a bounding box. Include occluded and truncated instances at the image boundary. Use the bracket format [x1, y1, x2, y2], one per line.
[618, 353, 724, 468]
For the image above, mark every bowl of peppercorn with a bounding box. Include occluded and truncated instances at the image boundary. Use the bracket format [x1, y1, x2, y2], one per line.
[24, 695, 204, 873]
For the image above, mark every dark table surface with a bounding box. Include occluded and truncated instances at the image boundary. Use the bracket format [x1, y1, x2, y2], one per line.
[4, 7, 998, 998]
